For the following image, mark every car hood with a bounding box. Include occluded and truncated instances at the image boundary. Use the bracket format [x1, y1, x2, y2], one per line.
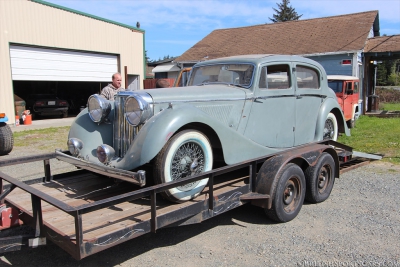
[144, 85, 247, 104]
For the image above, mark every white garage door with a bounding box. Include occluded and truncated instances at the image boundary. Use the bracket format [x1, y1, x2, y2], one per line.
[9, 45, 118, 82]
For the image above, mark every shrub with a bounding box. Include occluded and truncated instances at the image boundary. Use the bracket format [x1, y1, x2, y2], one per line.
[376, 88, 400, 103]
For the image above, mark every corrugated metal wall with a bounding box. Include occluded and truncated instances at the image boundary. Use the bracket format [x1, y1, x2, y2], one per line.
[0, 0, 144, 123]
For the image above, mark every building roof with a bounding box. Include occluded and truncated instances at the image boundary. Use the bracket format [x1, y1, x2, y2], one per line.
[176, 11, 379, 62]
[31, 0, 143, 32]
[364, 35, 400, 53]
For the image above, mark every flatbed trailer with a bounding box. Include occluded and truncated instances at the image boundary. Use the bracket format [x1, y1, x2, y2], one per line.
[0, 140, 381, 260]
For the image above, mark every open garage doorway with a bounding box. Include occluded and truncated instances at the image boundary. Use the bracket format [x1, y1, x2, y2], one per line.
[13, 81, 108, 119]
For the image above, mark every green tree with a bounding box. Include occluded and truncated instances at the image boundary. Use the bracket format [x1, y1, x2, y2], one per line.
[269, 0, 302, 23]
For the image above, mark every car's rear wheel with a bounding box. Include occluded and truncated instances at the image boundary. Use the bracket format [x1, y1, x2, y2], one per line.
[0, 122, 14, 156]
[323, 113, 338, 141]
[61, 111, 68, 118]
[153, 130, 213, 203]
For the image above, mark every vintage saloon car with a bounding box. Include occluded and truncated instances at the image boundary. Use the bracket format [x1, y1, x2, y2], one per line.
[64, 54, 349, 203]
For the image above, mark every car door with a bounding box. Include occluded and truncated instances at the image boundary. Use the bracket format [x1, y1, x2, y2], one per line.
[293, 64, 323, 146]
[244, 63, 295, 148]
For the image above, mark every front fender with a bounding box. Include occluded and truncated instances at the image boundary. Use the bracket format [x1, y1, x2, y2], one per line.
[112, 104, 281, 170]
[314, 98, 350, 140]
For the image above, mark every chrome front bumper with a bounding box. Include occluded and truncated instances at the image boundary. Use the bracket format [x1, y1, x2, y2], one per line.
[55, 150, 146, 187]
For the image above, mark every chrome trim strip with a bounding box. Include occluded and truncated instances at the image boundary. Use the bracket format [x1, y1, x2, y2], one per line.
[55, 151, 146, 187]
[152, 94, 326, 104]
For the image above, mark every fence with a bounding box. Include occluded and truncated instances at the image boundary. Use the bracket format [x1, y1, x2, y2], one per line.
[143, 78, 175, 89]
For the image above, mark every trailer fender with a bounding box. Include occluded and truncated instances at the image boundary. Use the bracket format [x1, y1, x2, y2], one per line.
[252, 144, 339, 209]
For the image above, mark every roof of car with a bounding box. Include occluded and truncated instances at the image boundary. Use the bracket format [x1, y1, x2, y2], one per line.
[327, 75, 359, 81]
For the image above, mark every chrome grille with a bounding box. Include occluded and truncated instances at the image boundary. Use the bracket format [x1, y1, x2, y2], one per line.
[114, 92, 140, 157]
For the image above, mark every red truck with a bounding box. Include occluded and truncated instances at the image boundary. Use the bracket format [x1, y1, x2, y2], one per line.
[327, 75, 360, 128]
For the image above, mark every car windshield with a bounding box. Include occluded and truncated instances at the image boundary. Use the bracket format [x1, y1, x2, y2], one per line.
[328, 81, 343, 93]
[188, 64, 254, 88]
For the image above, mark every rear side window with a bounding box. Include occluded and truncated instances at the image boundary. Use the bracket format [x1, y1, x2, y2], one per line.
[259, 64, 291, 90]
[296, 66, 320, 89]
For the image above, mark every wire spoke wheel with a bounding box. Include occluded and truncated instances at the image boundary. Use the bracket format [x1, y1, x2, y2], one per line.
[323, 113, 338, 141]
[171, 141, 206, 191]
[154, 130, 213, 203]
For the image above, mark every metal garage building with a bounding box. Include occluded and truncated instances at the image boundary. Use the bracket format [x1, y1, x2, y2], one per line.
[0, 0, 145, 123]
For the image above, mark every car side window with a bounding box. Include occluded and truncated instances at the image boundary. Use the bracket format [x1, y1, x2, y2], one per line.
[296, 65, 320, 89]
[259, 64, 291, 90]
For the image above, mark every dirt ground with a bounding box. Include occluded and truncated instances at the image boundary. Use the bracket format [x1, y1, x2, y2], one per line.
[0, 159, 399, 266]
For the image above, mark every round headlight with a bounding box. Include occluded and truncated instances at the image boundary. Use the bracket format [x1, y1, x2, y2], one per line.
[125, 95, 152, 126]
[96, 144, 115, 164]
[88, 94, 111, 123]
[67, 138, 83, 157]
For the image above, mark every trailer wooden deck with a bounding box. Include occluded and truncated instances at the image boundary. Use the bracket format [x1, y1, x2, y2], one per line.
[4, 169, 250, 259]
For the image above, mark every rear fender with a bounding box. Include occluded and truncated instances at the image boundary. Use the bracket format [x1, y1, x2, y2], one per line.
[315, 98, 350, 140]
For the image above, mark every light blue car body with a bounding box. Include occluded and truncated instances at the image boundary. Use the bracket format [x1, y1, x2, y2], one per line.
[68, 54, 349, 171]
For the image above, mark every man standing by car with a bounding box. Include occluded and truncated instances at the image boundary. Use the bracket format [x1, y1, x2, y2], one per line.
[101, 73, 125, 100]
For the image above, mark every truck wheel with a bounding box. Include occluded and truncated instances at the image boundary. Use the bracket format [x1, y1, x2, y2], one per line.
[154, 130, 213, 203]
[305, 153, 335, 203]
[347, 115, 356, 129]
[265, 163, 305, 223]
[0, 122, 14, 156]
[323, 113, 338, 141]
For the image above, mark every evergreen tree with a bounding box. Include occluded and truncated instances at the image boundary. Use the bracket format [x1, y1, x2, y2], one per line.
[269, 0, 302, 23]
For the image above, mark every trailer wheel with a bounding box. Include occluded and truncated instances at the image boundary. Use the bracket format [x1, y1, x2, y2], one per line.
[305, 153, 335, 203]
[265, 163, 305, 223]
[323, 113, 338, 141]
[0, 122, 14, 156]
[154, 130, 213, 203]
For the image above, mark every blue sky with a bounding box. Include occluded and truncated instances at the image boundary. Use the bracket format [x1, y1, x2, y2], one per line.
[47, 0, 400, 61]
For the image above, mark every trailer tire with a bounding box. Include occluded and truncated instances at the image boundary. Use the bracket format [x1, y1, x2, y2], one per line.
[305, 153, 335, 203]
[265, 163, 305, 223]
[0, 122, 14, 156]
[154, 130, 213, 203]
[323, 113, 338, 141]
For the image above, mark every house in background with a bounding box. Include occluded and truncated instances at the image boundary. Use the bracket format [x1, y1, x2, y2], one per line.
[175, 10, 398, 113]
[145, 58, 180, 88]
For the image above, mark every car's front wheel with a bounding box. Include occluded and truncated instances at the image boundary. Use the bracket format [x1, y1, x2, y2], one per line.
[323, 113, 338, 141]
[153, 130, 213, 203]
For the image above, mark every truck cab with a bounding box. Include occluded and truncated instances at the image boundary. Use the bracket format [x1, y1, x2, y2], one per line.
[327, 75, 360, 128]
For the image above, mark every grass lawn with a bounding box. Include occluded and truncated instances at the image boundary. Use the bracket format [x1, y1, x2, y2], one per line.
[13, 126, 69, 152]
[381, 103, 400, 111]
[338, 116, 400, 164]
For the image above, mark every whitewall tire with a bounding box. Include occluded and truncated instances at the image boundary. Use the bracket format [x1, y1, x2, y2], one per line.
[154, 130, 213, 203]
[323, 113, 338, 141]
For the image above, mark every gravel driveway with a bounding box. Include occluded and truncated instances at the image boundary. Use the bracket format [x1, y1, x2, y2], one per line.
[0, 157, 399, 266]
